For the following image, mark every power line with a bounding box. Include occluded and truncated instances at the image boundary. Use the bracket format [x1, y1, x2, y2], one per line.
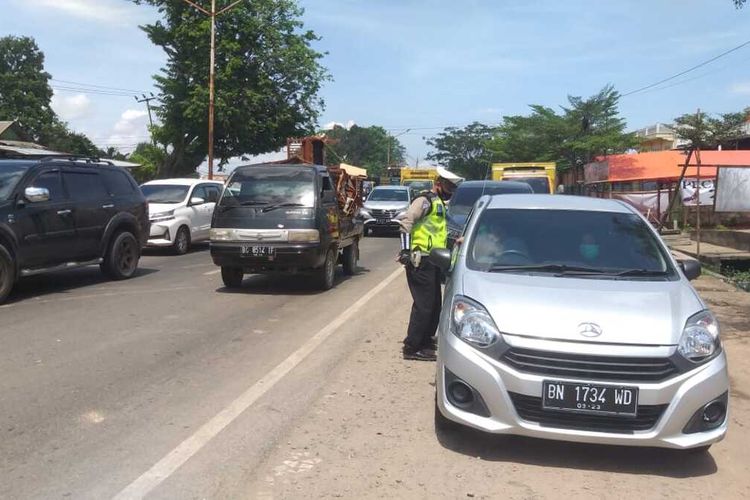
[51, 85, 137, 97]
[622, 40, 750, 97]
[51, 78, 148, 94]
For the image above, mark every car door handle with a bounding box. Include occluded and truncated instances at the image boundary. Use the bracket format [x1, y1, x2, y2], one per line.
[57, 209, 72, 215]
[102, 204, 114, 209]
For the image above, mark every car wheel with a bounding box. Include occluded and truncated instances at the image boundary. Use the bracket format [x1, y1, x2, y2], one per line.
[342, 240, 358, 276]
[316, 249, 336, 290]
[221, 266, 244, 288]
[173, 226, 191, 255]
[102, 231, 140, 280]
[0, 244, 16, 304]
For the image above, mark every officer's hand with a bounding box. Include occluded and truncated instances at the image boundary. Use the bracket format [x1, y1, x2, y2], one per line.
[396, 249, 411, 266]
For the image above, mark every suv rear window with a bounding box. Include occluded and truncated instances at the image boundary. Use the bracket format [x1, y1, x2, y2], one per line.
[64, 171, 109, 201]
[101, 169, 136, 196]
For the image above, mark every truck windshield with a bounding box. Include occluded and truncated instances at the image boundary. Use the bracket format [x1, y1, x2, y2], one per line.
[368, 189, 409, 202]
[0, 163, 32, 200]
[506, 176, 550, 194]
[141, 184, 189, 204]
[449, 184, 530, 217]
[221, 167, 315, 207]
[467, 209, 674, 279]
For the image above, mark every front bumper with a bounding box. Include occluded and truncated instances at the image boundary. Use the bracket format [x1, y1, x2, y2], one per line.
[364, 218, 401, 230]
[210, 242, 325, 272]
[436, 331, 729, 449]
[146, 219, 180, 247]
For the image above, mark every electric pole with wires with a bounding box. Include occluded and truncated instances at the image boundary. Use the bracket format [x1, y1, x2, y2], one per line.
[182, 0, 245, 180]
[134, 93, 157, 146]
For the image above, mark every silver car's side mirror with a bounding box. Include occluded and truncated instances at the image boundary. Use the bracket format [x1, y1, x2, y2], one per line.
[430, 248, 452, 272]
[25, 186, 50, 203]
[189, 197, 205, 206]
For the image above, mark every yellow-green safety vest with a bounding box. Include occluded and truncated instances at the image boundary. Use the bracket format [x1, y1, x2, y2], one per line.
[411, 194, 447, 252]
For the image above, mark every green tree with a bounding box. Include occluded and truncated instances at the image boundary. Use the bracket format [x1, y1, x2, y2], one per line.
[0, 35, 108, 157]
[133, 0, 329, 178]
[425, 122, 496, 180]
[0, 36, 56, 142]
[486, 85, 635, 185]
[128, 142, 166, 183]
[673, 110, 746, 150]
[323, 125, 404, 177]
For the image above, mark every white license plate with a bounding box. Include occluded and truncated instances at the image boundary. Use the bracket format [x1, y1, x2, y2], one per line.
[240, 246, 275, 258]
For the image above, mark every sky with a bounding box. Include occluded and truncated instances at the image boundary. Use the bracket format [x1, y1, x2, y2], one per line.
[3, 0, 750, 170]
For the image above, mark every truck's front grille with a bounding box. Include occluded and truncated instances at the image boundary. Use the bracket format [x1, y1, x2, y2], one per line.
[509, 393, 667, 433]
[501, 347, 679, 382]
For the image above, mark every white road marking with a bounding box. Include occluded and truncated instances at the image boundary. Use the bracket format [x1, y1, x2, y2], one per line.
[202, 269, 221, 276]
[112, 266, 403, 500]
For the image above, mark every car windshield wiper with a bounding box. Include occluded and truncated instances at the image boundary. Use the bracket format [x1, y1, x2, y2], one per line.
[262, 202, 307, 212]
[610, 269, 670, 277]
[488, 264, 608, 275]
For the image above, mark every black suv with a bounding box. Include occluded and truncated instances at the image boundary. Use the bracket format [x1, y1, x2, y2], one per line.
[0, 158, 150, 303]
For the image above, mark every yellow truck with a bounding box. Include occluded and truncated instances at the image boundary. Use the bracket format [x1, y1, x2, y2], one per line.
[400, 168, 437, 195]
[491, 162, 557, 194]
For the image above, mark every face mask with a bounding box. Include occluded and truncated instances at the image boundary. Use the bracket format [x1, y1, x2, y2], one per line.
[580, 244, 600, 261]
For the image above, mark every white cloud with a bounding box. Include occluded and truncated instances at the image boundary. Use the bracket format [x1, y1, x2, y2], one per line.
[51, 92, 92, 121]
[105, 108, 150, 153]
[21, 0, 137, 24]
[730, 82, 750, 95]
[322, 120, 356, 130]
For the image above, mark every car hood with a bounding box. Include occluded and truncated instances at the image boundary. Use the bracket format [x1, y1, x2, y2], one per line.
[460, 270, 703, 346]
[363, 201, 409, 211]
[148, 202, 182, 215]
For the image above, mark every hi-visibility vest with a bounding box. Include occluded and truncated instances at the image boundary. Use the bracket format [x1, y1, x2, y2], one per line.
[411, 194, 447, 252]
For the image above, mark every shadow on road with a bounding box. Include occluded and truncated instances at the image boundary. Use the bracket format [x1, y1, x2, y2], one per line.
[142, 242, 210, 257]
[435, 423, 717, 478]
[216, 266, 371, 296]
[7, 266, 160, 304]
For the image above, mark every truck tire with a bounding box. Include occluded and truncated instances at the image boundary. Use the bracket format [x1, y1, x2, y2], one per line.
[0, 244, 15, 304]
[316, 249, 336, 290]
[101, 230, 140, 280]
[342, 240, 358, 276]
[173, 226, 191, 255]
[221, 266, 244, 288]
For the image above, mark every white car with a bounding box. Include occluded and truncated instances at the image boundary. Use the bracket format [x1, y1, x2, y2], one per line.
[141, 179, 224, 254]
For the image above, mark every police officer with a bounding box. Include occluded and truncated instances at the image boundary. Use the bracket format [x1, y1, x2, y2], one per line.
[397, 166, 462, 361]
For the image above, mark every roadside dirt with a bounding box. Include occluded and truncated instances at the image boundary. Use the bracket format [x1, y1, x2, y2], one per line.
[247, 274, 750, 499]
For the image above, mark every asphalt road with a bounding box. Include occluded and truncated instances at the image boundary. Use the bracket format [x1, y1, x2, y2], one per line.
[0, 236, 401, 499]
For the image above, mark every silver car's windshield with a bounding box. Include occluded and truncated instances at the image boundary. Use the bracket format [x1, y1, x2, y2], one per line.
[368, 189, 409, 202]
[141, 184, 190, 204]
[467, 208, 675, 279]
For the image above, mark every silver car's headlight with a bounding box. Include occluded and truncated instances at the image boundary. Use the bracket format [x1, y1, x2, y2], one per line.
[678, 310, 721, 363]
[151, 210, 175, 223]
[210, 228, 236, 241]
[358, 208, 372, 219]
[451, 295, 500, 348]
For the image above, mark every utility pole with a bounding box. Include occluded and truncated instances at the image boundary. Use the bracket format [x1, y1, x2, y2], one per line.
[135, 93, 157, 146]
[386, 128, 410, 169]
[696, 108, 702, 258]
[182, 0, 244, 180]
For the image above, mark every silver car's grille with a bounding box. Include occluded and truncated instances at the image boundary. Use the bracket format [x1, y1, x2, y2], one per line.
[501, 348, 679, 382]
[370, 208, 399, 218]
[509, 393, 667, 433]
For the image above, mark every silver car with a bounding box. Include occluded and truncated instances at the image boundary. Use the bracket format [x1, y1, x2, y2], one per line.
[360, 185, 411, 235]
[431, 194, 728, 451]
